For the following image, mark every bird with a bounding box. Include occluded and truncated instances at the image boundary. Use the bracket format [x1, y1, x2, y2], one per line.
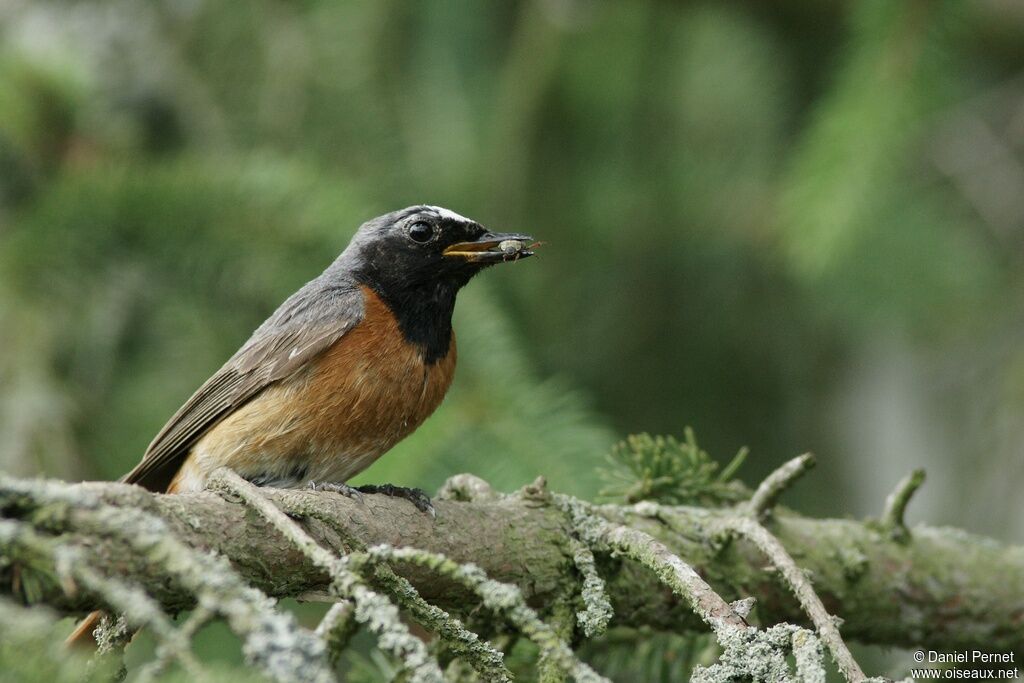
[66, 205, 536, 645]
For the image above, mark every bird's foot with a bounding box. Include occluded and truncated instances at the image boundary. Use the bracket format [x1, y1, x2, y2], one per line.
[355, 483, 435, 517]
[306, 481, 364, 503]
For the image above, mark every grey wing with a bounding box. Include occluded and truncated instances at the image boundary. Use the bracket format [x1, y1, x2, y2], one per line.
[122, 282, 364, 492]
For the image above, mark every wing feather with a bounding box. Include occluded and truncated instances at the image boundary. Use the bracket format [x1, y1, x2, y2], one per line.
[122, 282, 364, 492]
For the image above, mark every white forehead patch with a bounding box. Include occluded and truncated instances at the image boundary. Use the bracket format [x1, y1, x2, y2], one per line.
[427, 206, 473, 224]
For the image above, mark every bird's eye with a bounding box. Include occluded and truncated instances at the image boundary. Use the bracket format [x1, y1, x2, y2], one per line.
[407, 221, 435, 244]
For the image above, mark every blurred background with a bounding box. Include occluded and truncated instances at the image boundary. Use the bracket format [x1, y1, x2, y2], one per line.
[1, 0, 1023, 679]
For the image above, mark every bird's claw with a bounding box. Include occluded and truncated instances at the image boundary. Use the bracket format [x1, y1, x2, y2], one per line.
[306, 481, 364, 503]
[356, 484, 435, 517]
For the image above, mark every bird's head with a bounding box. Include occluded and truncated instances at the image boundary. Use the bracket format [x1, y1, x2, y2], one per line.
[342, 205, 537, 294]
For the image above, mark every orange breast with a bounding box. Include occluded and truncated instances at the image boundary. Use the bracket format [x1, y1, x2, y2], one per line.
[169, 286, 456, 492]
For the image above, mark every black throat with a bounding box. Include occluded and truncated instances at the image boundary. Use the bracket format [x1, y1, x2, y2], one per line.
[362, 276, 459, 364]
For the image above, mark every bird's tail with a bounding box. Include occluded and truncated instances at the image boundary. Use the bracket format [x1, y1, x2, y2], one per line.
[65, 610, 103, 647]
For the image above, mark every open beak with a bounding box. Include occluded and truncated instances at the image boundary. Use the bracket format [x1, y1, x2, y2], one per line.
[443, 232, 538, 264]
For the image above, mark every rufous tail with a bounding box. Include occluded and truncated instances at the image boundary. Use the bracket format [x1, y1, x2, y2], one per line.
[65, 610, 103, 647]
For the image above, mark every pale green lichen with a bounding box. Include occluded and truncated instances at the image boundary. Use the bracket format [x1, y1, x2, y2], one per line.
[53, 546, 202, 680]
[92, 613, 131, 657]
[0, 517, 63, 605]
[315, 601, 358, 666]
[722, 515, 866, 683]
[3, 474, 335, 683]
[746, 453, 815, 518]
[552, 493, 746, 637]
[556, 465, 875, 683]
[0, 465, 991, 682]
[0, 597, 121, 683]
[691, 624, 823, 683]
[86, 504, 330, 683]
[89, 613, 131, 683]
[106, 507, 331, 683]
[568, 538, 612, 638]
[436, 474, 500, 502]
[208, 468, 444, 683]
[340, 577, 441, 683]
[367, 565, 511, 682]
[880, 469, 926, 543]
[835, 545, 869, 583]
[278, 490, 510, 682]
[791, 628, 828, 683]
[537, 594, 575, 683]
[143, 606, 215, 681]
[366, 545, 610, 683]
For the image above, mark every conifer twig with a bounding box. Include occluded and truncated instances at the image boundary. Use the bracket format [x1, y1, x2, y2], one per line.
[746, 453, 815, 517]
[881, 469, 926, 540]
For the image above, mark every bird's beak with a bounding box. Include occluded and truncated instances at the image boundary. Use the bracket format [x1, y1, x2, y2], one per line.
[443, 232, 538, 264]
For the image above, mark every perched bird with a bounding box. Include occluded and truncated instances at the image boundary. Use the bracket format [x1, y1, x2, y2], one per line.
[67, 205, 536, 644]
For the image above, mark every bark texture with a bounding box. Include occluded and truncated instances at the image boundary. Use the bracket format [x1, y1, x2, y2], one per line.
[2, 477, 1022, 653]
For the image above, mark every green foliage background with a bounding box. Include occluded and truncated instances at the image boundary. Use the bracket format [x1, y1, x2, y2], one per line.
[1, 0, 1023, 680]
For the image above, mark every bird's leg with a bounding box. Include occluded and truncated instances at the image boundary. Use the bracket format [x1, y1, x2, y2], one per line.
[306, 480, 364, 503]
[354, 483, 434, 517]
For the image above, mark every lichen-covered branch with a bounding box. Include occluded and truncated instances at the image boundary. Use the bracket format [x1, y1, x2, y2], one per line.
[266, 482, 512, 681]
[1, 477, 333, 683]
[365, 545, 608, 683]
[206, 469, 446, 683]
[880, 469, 926, 542]
[722, 455, 866, 681]
[2, 474, 1023, 654]
[721, 517, 865, 682]
[746, 453, 815, 518]
[552, 492, 748, 638]
[568, 538, 612, 638]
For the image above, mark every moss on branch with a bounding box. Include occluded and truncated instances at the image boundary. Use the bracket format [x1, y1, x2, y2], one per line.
[2, 472, 1023, 658]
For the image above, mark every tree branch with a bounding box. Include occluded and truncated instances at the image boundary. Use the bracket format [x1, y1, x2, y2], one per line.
[2, 475, 1022, 653]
